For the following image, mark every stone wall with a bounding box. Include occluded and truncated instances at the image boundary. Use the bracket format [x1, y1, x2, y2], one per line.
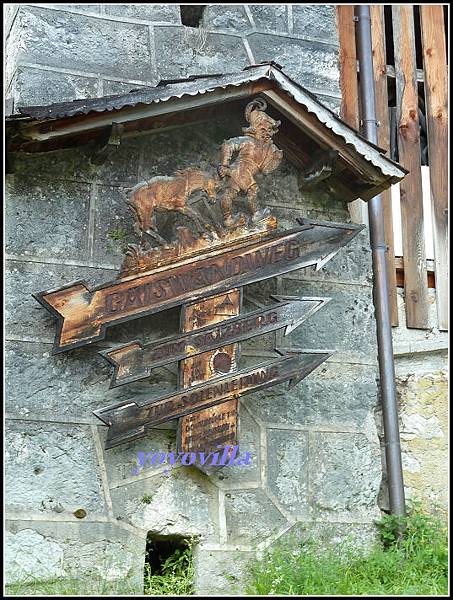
[5, 107, 382, 592]
[5, 3, 435, 595]
[5, 4, 341, 111]
[389, 291, 448, 514]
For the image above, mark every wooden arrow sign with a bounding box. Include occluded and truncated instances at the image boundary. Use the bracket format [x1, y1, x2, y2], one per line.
[101, 296, 330, 387]
[33, 219, 363, 354]
[93, 350, 332, 449]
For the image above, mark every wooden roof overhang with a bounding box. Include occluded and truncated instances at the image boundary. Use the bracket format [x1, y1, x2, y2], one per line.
[5, 63, 407, 202]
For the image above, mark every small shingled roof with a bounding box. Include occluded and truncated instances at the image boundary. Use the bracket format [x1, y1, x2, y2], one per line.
[6, 62, 407, 183]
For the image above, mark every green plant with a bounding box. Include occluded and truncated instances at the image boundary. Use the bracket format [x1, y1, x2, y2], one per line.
[245, 502, 448, 595]
[144, 540, 194, 595]
[108, 227, 129, 242]
[141, 494, 154, 504]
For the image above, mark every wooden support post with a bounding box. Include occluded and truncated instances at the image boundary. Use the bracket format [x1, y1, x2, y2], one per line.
[336, 5, 368, 225]
[420, 5, 449, 331]
[370, 5, 399, 326]
[392, 5, 430, 329]
[177, 289, 241, 471]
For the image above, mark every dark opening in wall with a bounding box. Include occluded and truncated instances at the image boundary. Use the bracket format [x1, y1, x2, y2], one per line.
[144, 533, 194, 594]
[180, 5, 206, 28]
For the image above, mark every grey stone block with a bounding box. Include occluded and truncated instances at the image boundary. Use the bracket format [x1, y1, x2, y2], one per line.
[246, 362, 378, 429]
[292, 5, 339, 44]
[203, 5, 252, 33]
[266, 429, 309, 518]
[102, 426, 177, 483]
[253, 159, 301, 208]
[4, 4, 20, 32]
[5, 340, 175, 423]
[193, 546, 254, 595]
[10, 147, 99, 184]
[309, 432, 382, 516]
[92, 183, 137, 265]
[265, 193, 350, 224]
[51, 5, 101, 15]
[5, 520, 145, 591]
[224, 489, 288, 544]
[5, 176, 90, 261]
[278, 279, 377, 363]
[6, 528, 66, 586]
[90, 134, 143, 187]
[247, 33, 340, 94]
[249, 5, 288, 32]
[5, 260, 115, 343]
[11, 66, 99, 107]
[16, 6, 155, 81]
[154, 27, 249, 80]
[210, 405, 261, 487]
[105, 4, 181, 23]
[281, 520, 379, 553]
[137, 120, 237, 180]
[109, 469, 220, 541]
[5, 420, 106, 515]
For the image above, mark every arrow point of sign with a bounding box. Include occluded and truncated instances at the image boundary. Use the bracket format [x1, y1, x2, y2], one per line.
[270, 295, 332, 335]
[99, 341, 145, 388]
[92, 407, 110, 426]
[275, 348, 334, 389]
[315, 248, 341, 272]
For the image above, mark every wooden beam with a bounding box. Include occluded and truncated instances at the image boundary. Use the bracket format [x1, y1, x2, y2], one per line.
[337, 6, 359, 129]
[371, 5, 399, 326]
[392, 5, 430, 329]
[420, 5, 449, 331]
[336, 5, 368, 225]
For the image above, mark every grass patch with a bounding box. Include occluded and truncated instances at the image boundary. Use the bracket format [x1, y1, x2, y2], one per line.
[246, 502, 448, 595]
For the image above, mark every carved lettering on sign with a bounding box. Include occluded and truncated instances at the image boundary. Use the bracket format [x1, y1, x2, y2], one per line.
[34, 221, 362, 353]
[94, 351, 332, 449]
[101, 296, 329, 387]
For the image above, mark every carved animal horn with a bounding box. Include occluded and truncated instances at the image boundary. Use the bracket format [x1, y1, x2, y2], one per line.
[245, 98, 268, 123]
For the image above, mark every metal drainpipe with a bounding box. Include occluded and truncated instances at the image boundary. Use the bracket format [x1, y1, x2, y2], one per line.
[354, 5, 406, 517]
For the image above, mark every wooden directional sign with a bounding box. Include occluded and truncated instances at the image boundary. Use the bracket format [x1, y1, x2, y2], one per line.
[178, 289, 241, 468]
[93, 350, 332, 449]
[101, 296, 330, 387]
[33, 98, 368, 458]
[33, 219, 363, 354]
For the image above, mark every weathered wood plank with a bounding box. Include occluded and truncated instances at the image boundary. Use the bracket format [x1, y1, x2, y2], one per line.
[178, 289, 241, 461]
[337, 5, 368, 224]
[102, 297, 328, 387]
[392, 5, 430, 329]
[371, 5, 399, 326]
[34, 220, 363, 352]
[337, 6, 359, 129]
[420, 5, 449, 330]
[94, 352, 332, 449]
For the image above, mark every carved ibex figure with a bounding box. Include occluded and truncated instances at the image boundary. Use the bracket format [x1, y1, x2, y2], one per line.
[127, 168, 219, 245]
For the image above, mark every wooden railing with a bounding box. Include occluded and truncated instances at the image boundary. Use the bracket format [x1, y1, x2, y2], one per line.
[337, 5, 448, 331]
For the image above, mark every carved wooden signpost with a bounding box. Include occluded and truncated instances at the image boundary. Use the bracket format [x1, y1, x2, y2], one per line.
[34, 98, 363, 467]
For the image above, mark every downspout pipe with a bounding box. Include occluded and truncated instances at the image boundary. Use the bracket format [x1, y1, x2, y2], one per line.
[354, 5, 406, 517]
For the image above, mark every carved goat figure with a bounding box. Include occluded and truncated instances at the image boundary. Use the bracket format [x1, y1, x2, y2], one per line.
[126, 168, 219, 245]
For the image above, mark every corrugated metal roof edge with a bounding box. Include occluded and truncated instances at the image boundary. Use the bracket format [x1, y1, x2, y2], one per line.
[6, 62, 407, 179]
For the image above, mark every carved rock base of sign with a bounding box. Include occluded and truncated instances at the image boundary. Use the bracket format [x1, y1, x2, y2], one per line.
[119, 211, 277, 279]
